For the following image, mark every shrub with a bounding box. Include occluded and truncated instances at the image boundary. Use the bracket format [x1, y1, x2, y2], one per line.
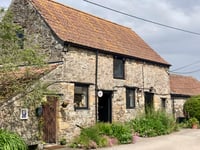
[70, 125, 108, 149]
[183, 95, 200, 121]
[111, 123, 132, 144]
[129, 110, 176, 137]
[188, 117, 199, 128]
[0, 129, 27, 150]
[70, 122, 132, 148]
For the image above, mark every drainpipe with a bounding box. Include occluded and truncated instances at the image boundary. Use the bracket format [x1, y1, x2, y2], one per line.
[172, 97, 175, 118]
[95, 50, 99, 123]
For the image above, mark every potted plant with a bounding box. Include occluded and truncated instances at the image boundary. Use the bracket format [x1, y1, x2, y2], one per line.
[60, 138, 67, 145]
[188, 117, 199, 129]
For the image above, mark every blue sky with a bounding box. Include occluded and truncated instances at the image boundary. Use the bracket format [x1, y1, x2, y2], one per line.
[1, 0, 200, 80]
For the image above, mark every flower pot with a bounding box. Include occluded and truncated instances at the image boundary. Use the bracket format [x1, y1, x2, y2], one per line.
[192, 124, 198, 129]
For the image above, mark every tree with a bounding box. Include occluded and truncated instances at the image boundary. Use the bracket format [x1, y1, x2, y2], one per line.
[0, 10, 47, 107]
[183, 95, 200, 121]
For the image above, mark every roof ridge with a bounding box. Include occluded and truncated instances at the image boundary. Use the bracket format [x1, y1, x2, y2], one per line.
[42, 0, 132, 30]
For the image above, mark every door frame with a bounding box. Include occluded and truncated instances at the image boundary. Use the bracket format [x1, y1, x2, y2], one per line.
[144, 92, 154, 113]
[42, 96, 58, 143]
[98, 90, 113, 123]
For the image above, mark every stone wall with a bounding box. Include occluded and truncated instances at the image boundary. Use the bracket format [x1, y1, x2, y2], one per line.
[10, 0, 63, 62]
[41, 46, 172, 142]
[172, 97, 187, 118]
[0, 96, 40, 145]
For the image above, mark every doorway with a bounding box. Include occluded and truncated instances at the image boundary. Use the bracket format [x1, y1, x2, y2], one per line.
[144, 92, 154, 113]
[42, 96, 57, 143]
[98, 91, 112, 123]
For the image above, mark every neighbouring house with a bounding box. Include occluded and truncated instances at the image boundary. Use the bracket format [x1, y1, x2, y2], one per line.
[1, 0, 172, 146]
[170, 74, 200, 120]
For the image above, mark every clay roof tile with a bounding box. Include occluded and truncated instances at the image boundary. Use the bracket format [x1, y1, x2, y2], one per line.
[170, 74, 200, 96]
[31, 0, 170, 66]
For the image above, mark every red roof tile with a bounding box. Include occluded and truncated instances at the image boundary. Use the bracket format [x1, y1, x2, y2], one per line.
[0, 64, 58, 83]
[30, 0, 170, 66]
[170, 74, 200, 96]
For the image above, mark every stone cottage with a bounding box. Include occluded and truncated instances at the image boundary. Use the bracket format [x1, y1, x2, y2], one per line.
[170, 74, 200, 120]
[1, 0, 172, 145]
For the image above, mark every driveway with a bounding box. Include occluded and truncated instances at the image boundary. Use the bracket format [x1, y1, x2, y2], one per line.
[99, 129, 200, 150]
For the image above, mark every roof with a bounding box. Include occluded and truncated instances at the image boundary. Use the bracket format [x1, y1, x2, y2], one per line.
[30, 0, 169, 66]
[170, 74, 200, 96]
[0, 64, 58, 84]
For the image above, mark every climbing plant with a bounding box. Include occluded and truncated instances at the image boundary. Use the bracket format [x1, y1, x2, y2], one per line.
[0, 10, 49, 107]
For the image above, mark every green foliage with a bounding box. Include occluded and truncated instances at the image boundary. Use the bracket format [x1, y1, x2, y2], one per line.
[0, 10, 48, 105]
[0, 129, 27, 150]
[183, 95, 200, 121]
[111, 123, 132, 144]
[71, 111, 177, 148]
[128, 110, 176, 137]
[71, 122, 132, 148]
[0, 11, 45, 66]
[188, 117, 199, 127]
[60, 138, 67, 145]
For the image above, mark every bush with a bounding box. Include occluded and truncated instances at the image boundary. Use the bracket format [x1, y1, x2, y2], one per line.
[70, 122, 132, 148]
[70, 125, 108, 149]
[183, 95, 200, 121]
[128, 110, 176, 137]
[188, 117, 199, 128]
[111, 123, 132, 144]
[0, 129, 27, 150]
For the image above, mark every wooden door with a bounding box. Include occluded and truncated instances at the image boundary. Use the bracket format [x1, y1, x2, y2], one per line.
[42, 96, 57, 143]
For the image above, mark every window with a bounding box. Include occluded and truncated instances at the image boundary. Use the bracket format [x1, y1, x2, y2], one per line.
[126, 88, 136, 109]
[16, 29, 24, 49]
[113, 56, 125, 79]
[74, 84, 88, 109]
[161, 98, 166, 109]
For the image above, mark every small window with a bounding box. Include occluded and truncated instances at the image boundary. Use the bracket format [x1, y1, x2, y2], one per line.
[113, 56, 125, 79]
[126, 88, 136, 109]
[74, 84, 88, 109]
[161, 98, 166, 109]
[16, 29, 24, 49]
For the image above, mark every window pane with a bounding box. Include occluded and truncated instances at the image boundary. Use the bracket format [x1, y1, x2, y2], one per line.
[74, 85, 88, 108]
[114, 57, 124, 78]
[126, 88, 135, 109]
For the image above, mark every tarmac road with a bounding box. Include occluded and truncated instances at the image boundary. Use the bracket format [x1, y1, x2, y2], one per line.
[98, 129, 200, 150]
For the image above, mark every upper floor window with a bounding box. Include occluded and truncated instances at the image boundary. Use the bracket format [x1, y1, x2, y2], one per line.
[74, 84, 89, 109]
[16, 29, 24, 49]
[126, 88, 136, 109]
[113, 56, 125, 79]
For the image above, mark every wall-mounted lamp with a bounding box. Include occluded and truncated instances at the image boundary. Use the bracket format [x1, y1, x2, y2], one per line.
[149, 87, 156, 93]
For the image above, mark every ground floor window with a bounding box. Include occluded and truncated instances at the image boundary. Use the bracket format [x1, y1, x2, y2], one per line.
[126, 87, 136, 109]
[161, 98, 166, 109]
[74, 84, 89, 109]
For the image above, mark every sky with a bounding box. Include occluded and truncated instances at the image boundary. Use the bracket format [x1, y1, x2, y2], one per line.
[1, 0, 200, 80]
